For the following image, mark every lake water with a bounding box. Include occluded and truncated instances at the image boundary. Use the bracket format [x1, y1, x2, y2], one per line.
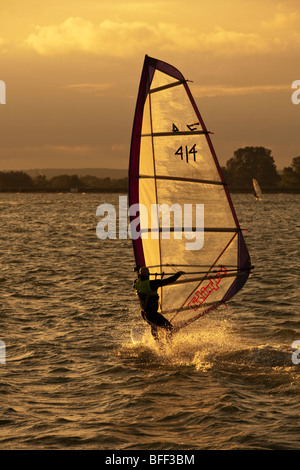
[0, 192, 299, 451]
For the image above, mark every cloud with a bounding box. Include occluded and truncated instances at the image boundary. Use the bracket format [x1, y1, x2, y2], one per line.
[25, 17, 97, 55]
[24, 17, 272, 57]
[192, 84, 290, 98]
[199, 27, 265, 55]
[24, 17, 164, 56]
[261, 6, 299, 29]
[44, 144, 92, 153]
[260, 4, 300, 49]
[63, 83, 114, 96]
[111, 143, 127, 152]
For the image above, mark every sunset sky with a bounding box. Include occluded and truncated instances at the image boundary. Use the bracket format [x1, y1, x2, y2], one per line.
[0, 0, 299, 171]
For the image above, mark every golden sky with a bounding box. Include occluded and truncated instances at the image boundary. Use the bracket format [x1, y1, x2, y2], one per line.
[0, 0, 299, 170]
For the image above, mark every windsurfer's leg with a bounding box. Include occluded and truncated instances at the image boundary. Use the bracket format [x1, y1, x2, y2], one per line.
[142, 309, 174, 340]
[141, 309, 147, 322]
[150, 325, 159, 341]
[146, 311, 173, 335]
[141, 309, 159, 340]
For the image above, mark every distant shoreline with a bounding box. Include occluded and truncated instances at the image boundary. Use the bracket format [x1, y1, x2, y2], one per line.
[1, 187, 300, 194]
[1, 167, 300, 194]
[229, 187, 300, 194]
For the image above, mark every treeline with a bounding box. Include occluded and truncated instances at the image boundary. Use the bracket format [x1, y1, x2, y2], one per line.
[0, 147, 300, 192]
[0, 172, 128, 192]
[221, 146, 300, 190]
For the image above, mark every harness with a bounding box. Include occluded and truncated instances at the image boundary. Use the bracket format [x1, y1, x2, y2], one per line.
[134, 279, 159, 314]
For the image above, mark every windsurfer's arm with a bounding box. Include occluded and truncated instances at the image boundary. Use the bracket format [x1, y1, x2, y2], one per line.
[150, 271, 184, 290]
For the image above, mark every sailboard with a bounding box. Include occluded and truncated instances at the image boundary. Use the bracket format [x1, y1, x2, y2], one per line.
[128, 55, 253, 332]
[252, 178, 262, 200]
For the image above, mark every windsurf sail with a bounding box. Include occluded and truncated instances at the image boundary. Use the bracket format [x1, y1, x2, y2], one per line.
[129, 55, 253, 330]
[252, 178, 262, 200]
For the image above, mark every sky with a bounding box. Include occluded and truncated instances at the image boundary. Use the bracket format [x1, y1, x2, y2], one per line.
[0, 0, 299, 171]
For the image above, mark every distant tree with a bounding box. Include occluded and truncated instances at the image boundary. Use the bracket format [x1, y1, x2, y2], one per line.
[220, 166, 232, 185]
[80, 175, 102, 188]
[280, 167, 299, 188]
[113, 177, 128, 190]
[33, 174, 48, 188]
[0, 171, 33, 190]
[279, 156, 300, 188]
[292, 157, 300, 175]
[291, 156, 300, 176]
[225, 146, 280, 188]
[100, 177, 112, 188]
[74, 175, 128, 190]
[49, 174, 83, 190]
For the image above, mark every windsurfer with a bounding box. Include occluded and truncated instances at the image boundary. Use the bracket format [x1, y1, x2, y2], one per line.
[133, 267, 184, 340]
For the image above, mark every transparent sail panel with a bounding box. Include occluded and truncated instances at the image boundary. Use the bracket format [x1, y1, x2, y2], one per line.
[150, 70, 181, 90]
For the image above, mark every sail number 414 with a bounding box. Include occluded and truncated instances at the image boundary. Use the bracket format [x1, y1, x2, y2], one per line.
[175, 144, 197, 163]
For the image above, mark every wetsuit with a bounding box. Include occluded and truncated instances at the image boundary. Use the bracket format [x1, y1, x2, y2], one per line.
[134, 273, 182, 340]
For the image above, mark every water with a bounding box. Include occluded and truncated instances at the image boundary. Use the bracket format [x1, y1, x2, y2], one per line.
[0, 192, 299, 450]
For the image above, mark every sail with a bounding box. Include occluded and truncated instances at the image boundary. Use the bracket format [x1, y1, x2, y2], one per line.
[252, 178, 262, 199]
[129, 55, 253, 329]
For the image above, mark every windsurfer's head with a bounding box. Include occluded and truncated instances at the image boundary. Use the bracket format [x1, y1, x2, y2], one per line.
[139, 266, 149, 279]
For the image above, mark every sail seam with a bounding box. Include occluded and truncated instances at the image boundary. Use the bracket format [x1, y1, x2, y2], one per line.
[165, 271, 248, 286]
[141, 131, 210, 137]
[149, 80, 186, 94]
[146, 264, 246, 269]
[140, 228, 239, 233]
[139, 175, 226, 185]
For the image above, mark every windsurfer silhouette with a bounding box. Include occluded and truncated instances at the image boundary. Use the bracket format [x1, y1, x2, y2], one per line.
[133, 267, 184, 340]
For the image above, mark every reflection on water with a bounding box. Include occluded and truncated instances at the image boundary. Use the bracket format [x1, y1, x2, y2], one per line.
[0, 192, 299, 450]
